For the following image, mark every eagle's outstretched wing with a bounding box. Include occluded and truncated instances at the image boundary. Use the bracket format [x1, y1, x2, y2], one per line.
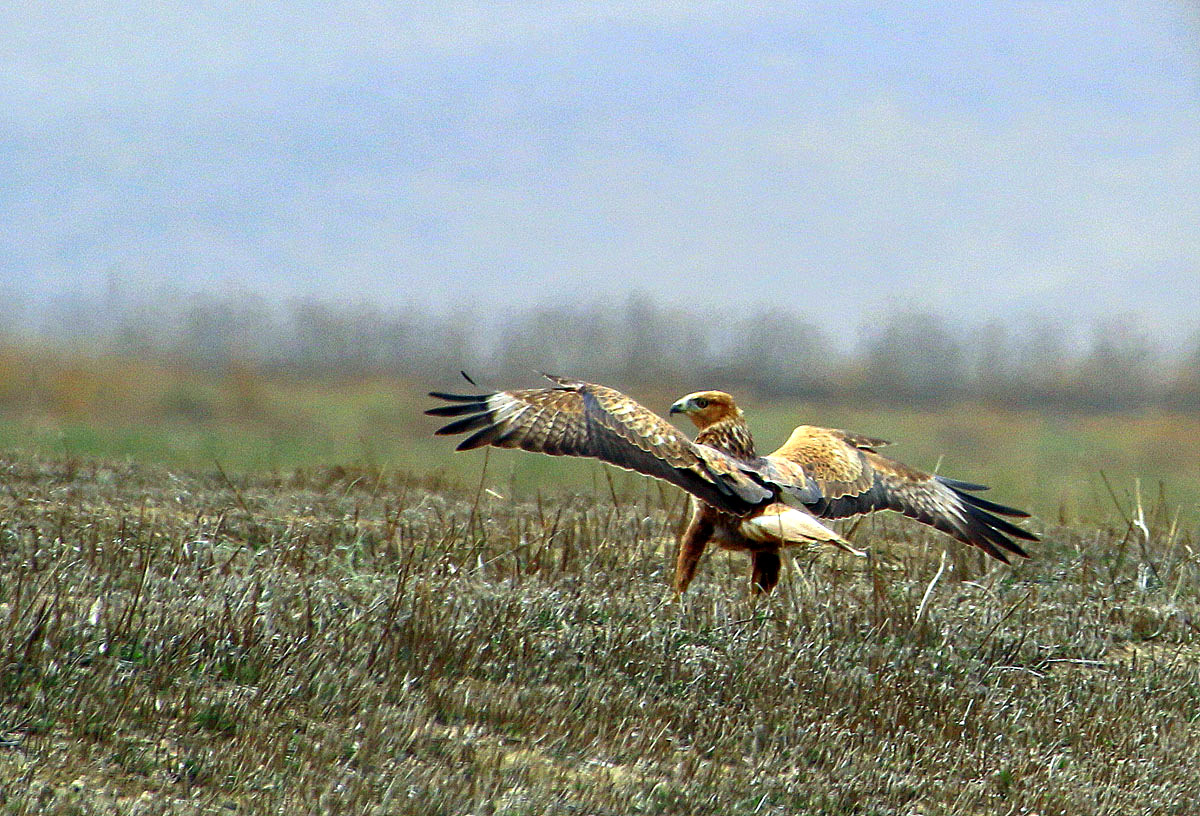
[426, 375, 773, 514]
[764, 425, 1037, 563]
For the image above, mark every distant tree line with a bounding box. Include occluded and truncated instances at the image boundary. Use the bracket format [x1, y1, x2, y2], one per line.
[12, 289, 1200, 413]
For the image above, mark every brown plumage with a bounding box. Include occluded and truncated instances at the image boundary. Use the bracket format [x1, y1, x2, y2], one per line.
[427, 375, 1038, 594]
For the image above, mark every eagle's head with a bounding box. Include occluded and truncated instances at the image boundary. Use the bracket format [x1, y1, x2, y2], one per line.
[669, 390, 741, 429]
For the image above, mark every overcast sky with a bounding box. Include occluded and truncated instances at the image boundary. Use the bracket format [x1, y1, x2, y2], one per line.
[3, 2, 1199, 345]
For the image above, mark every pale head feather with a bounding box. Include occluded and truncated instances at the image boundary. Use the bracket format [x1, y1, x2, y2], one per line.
[669, 390, 742, 429]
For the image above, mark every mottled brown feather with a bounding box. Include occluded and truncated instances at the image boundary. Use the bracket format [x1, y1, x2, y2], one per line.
[427, 377, 773, 514]
[765, 426, 1036, 562]
[696, 417, 756, 460]
[769, 425, 875, 499]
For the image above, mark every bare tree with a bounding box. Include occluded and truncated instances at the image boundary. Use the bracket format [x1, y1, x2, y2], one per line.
[1066, 317, 1158, 411]
[859, 310, 966, 405]
[703, 310, 838, 400]
[1165, 330, 1200, 412]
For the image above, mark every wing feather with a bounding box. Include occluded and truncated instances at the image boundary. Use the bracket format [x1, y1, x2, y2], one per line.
[428, 376, 772, 513]
[763, 426, 1037, 563]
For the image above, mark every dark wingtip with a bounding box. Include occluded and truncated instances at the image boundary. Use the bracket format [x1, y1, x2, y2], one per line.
[456, 422, 510, 450]
[989, 546, 1013, 565]
[460, 370, 478, 386]
[936, 476, 990, 492]
[426, 402, 487, 417]
[434, 413, 493, 437]
[429, 391, 491, 401]
[952, 487, 1033, 520]
[962, 503, 1037, 559]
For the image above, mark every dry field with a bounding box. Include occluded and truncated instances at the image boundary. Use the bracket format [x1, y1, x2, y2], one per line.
[1, 454, 1199, 815]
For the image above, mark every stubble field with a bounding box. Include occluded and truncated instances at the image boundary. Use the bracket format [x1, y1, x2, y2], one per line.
[2, 452, 1199, 815]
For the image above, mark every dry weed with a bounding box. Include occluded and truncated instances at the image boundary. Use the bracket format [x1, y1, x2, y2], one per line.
[0, 457, 1197, 814]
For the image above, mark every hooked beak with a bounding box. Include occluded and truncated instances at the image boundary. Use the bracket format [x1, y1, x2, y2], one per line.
[669, 398, 688, 415]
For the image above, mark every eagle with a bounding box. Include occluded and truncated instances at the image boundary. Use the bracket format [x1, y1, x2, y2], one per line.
[426, 375, 1037, 593]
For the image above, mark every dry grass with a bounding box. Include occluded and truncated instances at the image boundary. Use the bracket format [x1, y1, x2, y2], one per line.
[1, 455, 1199, 814]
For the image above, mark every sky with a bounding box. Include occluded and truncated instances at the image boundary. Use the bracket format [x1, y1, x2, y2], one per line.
[3, 1, 1199, 346]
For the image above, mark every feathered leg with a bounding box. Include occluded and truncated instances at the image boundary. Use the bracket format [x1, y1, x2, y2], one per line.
[750, 550, 782, 594]
[674, 508, 714, 593]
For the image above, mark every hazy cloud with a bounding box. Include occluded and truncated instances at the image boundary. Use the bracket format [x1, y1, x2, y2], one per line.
[2, 2, 1199, 345]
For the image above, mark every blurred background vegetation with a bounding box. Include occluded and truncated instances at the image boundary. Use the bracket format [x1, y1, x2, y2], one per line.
[4, 288, 1200, 525]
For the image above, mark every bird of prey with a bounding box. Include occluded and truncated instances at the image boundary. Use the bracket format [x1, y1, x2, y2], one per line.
[426, 375, 1036, 593]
